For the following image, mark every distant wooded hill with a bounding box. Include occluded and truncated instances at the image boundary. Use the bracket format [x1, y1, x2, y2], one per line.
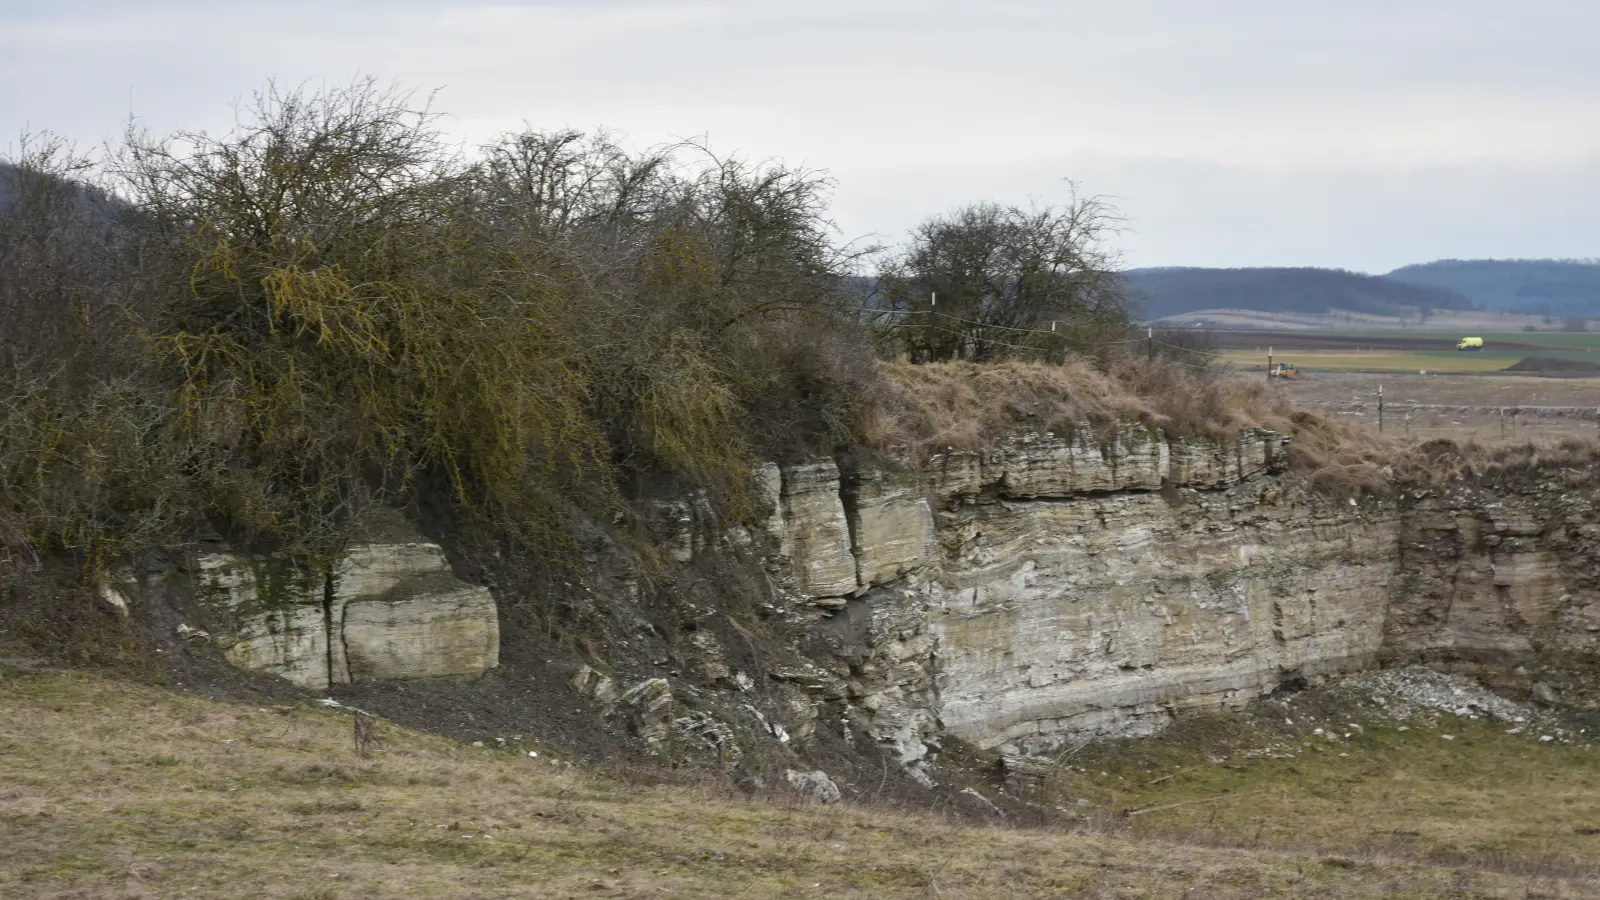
[1385, 259, 1600, 317]
[1122, 266, 1474, 321]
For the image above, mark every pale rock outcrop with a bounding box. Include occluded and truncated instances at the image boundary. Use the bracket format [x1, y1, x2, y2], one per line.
[335, 541, 499, 682]
[196, 553, 329, 689]
[920, 426, 1286, 505]
[987, 424, 1169, 498]
[767, 423, 1390, 760]
[194, 524, 499, 690]
[775, 461, 858, 601]
[842, 460, 936, 589]
[929, 491, 1392, 752]
[785, 768, 842, 804]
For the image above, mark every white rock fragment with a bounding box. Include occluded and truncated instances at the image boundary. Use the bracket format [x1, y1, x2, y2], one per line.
[784, 769, 841, 804]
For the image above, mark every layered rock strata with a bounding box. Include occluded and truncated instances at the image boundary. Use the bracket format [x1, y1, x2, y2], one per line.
[762, 427, 1600, 766]
[763, 425, 1375, 765]
[194, 528, 499, 691]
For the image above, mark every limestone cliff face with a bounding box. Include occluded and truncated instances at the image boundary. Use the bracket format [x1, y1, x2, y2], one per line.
[192, 524, 499, 691]
[761, 424, 1385, 770]
[761, 425, 1600, 769]
[169, 413, 1600, 778]
[929, 487, 1393, 753]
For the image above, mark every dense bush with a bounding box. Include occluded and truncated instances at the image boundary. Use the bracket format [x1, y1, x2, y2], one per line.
[0, 79, 1241, 587]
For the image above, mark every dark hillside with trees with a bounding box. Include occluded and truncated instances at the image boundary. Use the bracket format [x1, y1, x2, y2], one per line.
[1122, 266, 1474, 321]
[1384, 259, 1600, 317]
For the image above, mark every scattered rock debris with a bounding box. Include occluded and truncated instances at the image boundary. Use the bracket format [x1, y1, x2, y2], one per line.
[1337, 667, 1577, 743]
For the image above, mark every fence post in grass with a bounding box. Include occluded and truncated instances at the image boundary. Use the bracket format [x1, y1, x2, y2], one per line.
[1267, 347, 1273, 381]
[1378, 384, 1384, 433]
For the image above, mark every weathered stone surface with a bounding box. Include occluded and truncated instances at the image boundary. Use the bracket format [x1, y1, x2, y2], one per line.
[845, 461, 936, 589]
[195, 552, 329, 690]
[1385, 490, 1600, 659]
[785, 768, 842, 804]
[915, 424, 1286, 506]
[336, 542, 499, 682]
[194, 525, 499, 689]
[988, 424, 1168, 498]
[775, 461, 858, 600]
[929, 491, 1393, 752]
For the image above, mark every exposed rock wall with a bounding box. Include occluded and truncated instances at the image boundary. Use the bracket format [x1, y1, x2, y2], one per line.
[1385, 485, 1600, 661]
[164, 413, 1600, 778]
[763, 424, 1600, 767]
[193, 527, 499, 691]
[763, 424, 1363, 767]
[929, 489, 1393, 752]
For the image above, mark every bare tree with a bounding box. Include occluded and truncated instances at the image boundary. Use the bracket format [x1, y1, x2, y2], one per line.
[877, 186, 1130, 362]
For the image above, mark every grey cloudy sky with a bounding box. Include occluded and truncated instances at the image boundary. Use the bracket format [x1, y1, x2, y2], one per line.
[3, 0, 1597, 271]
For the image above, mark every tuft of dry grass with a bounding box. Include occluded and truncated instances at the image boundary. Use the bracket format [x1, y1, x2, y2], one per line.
[4, 668, 1600, 898]
[868, 358, 1406, 497]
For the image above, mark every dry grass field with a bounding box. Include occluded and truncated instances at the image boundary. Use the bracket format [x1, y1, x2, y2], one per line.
[5, 667, 1600, 899]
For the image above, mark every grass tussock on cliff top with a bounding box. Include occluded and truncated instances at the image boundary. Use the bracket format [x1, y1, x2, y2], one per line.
[871, 358, 1399, 492]
[4, 667, 1595, 900]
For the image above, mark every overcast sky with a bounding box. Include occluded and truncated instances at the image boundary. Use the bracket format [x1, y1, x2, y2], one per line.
[3, 0, 1597, 272]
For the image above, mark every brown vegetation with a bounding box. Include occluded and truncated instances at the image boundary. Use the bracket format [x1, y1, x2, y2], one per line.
[5, 668, 1598, 899]
[1, 76, 1514, 602]
[864, 357, 1398, 496]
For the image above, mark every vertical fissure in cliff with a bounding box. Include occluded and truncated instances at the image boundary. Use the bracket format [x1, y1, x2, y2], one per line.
[321, 564, 339, 686]
[833, 450, 866, 590]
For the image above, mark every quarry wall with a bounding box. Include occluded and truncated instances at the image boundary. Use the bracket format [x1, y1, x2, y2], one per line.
[753, 426, 1600, 776]
[137, 420, 1600, 779]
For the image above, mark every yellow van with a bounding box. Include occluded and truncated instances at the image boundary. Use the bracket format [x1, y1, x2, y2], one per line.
[1457, 337, 1484, 351]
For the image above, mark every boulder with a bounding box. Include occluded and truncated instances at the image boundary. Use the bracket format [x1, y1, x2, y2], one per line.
[784, 768, 842, 804]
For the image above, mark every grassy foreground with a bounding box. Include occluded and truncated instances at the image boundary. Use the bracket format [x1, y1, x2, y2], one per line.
[4, 669, 1600, 899]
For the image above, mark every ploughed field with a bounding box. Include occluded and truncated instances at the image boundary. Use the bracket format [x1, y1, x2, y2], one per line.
[1211, 330, 1600, 375]
[5, 665, 1600, 899]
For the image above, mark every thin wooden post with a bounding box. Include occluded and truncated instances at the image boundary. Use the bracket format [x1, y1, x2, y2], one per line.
[1378, 384, 1384, 433]
[1267, 346, 1273, 381]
